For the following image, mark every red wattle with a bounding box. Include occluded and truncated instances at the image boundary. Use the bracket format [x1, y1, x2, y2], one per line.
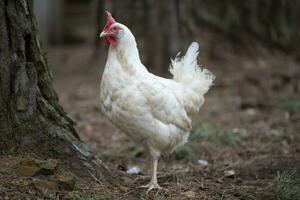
[105, 36, 117, 46]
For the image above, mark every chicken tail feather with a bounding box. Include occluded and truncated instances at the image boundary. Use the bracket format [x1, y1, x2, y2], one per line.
[169, 42, 215, 95]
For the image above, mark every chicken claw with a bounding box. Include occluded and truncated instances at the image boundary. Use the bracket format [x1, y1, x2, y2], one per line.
[146, 182, 162, 193]
[138, 182, 168, 194]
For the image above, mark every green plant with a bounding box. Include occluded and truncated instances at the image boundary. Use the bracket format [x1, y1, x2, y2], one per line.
[222, 131, 240, 146]
[284, 99, 300, 113]
[172, 145, 195, 161]
[171, 123, 240, 161]
[125, 142, 145, 157]
[274, 171, 300, 200]
[190, 123, 240, 146]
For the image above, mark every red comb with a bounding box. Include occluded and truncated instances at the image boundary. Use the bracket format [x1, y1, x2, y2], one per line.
[103, 11, 116, 32]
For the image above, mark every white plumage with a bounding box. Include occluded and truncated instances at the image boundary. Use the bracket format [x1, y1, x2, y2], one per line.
[99, 12, 215, 192]
[170, 42, 215, 95]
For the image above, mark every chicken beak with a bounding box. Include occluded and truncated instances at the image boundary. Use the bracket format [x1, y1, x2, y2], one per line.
[99, 31, 107, 38]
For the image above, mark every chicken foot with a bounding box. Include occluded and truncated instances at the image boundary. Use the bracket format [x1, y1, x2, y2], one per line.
[138, 148, 167, 193]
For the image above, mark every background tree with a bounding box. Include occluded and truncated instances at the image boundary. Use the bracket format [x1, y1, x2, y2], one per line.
[94, 0, 300, 73]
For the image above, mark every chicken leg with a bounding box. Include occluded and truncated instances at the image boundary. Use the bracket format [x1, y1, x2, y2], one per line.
[139, 148, 162, 193]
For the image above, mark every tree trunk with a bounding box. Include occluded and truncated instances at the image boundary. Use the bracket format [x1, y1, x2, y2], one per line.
[0, 0, 102, 172]
[187, 0, 300, 51]
[92, 0, 106, 59]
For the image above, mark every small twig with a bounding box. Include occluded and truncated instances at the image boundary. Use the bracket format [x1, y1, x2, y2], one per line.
[192, 178, 202, 188]
[157, 172, 172, 179]
[123, 189, 135, 196]
[173, 173, 179, 185]
[132, 175, 149, 184]
[41, 188, 48, 200]
[220, 191, 225, 200]
[88, 170, 104, 186]
[217, 177, 224, 183]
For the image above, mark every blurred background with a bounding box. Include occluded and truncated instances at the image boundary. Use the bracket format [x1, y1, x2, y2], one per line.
[32, 0, 299, 198]
[34, 0, 300, 69]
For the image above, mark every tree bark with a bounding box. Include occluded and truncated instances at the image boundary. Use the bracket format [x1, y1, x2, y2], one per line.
[0, 0, 102, 172]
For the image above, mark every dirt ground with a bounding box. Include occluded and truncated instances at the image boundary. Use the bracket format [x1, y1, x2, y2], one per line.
[0, 37, 299, 199]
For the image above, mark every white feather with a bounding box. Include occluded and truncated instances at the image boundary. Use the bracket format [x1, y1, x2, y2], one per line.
[169, 42, 215, 96]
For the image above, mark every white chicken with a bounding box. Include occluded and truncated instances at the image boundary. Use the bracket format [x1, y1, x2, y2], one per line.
[99, 11, 215, 192]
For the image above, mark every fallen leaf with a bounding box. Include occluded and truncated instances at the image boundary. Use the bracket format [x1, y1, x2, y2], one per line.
[183, 191, 196, 198]
[57, 175, 75, 191]
[224, 169, 235, 177]
[197, 159, 209, 167]
[126, 166, 141, 175]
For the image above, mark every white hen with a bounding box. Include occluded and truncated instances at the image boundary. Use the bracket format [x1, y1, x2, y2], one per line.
[99, 11, 215, 192]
